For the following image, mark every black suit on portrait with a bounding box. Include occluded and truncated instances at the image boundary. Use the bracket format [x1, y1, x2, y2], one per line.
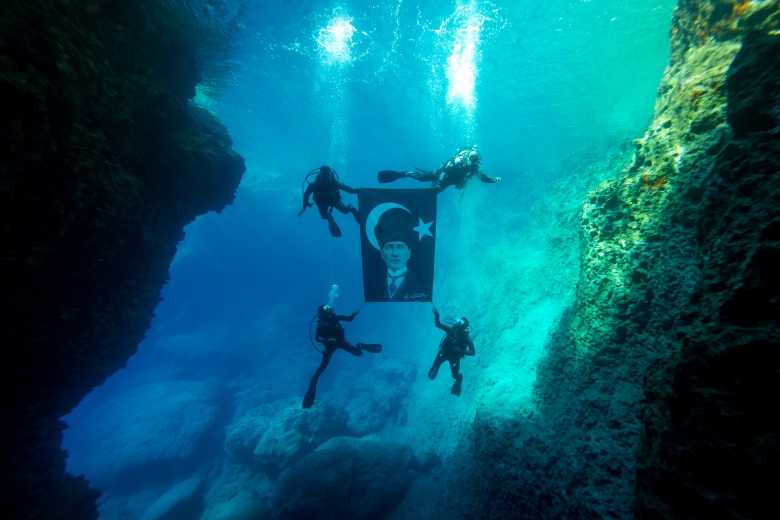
[366, 266, 430, 302]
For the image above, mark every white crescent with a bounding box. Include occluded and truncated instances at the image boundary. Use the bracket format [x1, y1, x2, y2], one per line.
[365, 202, 411, 250]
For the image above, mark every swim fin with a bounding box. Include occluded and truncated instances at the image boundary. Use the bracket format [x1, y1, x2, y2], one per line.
[451, 374, 463, 396]
[450, 379, 462, 396]
[327, 217, 342, 238]
[357, 343, 382, 354]
[302, 382, 317, 408]
[378, 170, 407, 183]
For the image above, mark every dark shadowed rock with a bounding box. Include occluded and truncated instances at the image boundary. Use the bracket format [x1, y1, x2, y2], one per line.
[0, 2, 245, 517]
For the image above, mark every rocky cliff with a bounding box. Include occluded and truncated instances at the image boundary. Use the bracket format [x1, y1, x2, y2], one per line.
[0, 2, 245, 518]
[444, 1, 779, 518]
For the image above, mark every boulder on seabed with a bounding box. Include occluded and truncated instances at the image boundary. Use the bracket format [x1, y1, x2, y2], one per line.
[224, 397, 350, 477]
[271, 436, 417, 520]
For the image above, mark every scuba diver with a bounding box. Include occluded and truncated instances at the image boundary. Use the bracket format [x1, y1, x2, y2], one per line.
[378, 146, 501, 194]
[299, 165, 360, 237]
[427, 308, 475, 396]
[302, 305, 382, 409]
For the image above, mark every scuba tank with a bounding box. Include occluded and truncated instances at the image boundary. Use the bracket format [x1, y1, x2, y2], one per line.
[301, 166, 340, 196]
[438, 317, 472, 352]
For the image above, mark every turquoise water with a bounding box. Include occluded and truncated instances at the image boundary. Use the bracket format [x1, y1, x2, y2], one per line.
[62, 0, 676, 517]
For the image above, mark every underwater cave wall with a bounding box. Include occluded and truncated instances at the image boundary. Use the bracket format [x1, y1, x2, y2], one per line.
[0, 2, 245, 518]
[442, 1, 779, 519]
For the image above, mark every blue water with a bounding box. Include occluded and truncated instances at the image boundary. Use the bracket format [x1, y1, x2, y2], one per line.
[62, 0, 676, 517]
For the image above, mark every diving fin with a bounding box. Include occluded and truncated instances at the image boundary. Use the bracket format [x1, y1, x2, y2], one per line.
[302, 382, 317, 408]
[357, 343, 382, 354]
[451, 374, 463, 396]
[327, 217, 342, 238]
[378, 170, 407, 183]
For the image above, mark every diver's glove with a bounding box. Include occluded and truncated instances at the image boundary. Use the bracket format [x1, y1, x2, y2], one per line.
[493, 177, 502, 182]
[351, 309, 360, 318]
[298, 208, 305, 216]
[433, 307, 439, 317]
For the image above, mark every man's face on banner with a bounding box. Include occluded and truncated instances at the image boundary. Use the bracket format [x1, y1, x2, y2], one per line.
[381, 241, 411, 270]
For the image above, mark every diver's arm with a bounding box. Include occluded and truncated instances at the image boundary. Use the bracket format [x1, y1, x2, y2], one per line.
[433, 309, 449, 332]
[479, 171, 501, 183]
[301, 184, 314, 209]
[464, 337, 475, 356]
[338, 181, 357, 195]
[339, 309, 360, 322]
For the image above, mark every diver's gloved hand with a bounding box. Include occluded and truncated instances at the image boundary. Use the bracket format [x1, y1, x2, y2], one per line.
[433, 307, 439, 317]
[351, 309, 360, 318]
[298, 208, 306, 216]
[493, 177, 501, 182]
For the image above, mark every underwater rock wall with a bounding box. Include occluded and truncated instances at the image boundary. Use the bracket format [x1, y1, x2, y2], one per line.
[0, 2, 245, 518]
[635, 1, 780, 518]
[441, 1, 779, 519]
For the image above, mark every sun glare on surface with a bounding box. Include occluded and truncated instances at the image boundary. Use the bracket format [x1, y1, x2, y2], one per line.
[445, 4, 484, 111]
[317, 15, 357, 65]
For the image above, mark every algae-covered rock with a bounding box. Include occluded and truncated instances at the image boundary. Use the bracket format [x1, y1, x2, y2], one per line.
[635, 4, 780, 517]
[433, 1, 780, 518]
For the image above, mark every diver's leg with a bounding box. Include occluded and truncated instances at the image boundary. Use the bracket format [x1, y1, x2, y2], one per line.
[449, 358, 461, 380]
[449, 358, 463, 396]
[326, 209, 342, 237]
[406, 171, 438, 182]
[303, 350, 334, 408]
[339, 340, 363, 357]
[316, 203, 329, 220]
[428, 354, 445, 380]
[347, 204, 359, 223]
[313, 349, 334, 378]
[333, 200, 360, 223]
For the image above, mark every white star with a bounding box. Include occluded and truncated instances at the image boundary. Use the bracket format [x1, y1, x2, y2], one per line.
[413, 218, 433, 240]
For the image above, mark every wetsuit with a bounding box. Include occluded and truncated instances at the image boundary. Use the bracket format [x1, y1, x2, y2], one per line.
[428, 312, 475, 396]
[303, 311, 362, 408]
[407, 156, 498, 192]
[302, 174, 359, 222]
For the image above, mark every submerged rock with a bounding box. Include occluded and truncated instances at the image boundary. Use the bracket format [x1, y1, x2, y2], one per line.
[271, 437, 417, 520]
[225, 398, 351, 478]
[66, 380, 220, 491]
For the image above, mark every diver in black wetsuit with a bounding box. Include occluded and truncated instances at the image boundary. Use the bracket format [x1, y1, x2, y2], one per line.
[302, 305, 381, 408]
[427, 308, 475, 396]
[378, 146, 501, 194]
[299, 165, 359, 237]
